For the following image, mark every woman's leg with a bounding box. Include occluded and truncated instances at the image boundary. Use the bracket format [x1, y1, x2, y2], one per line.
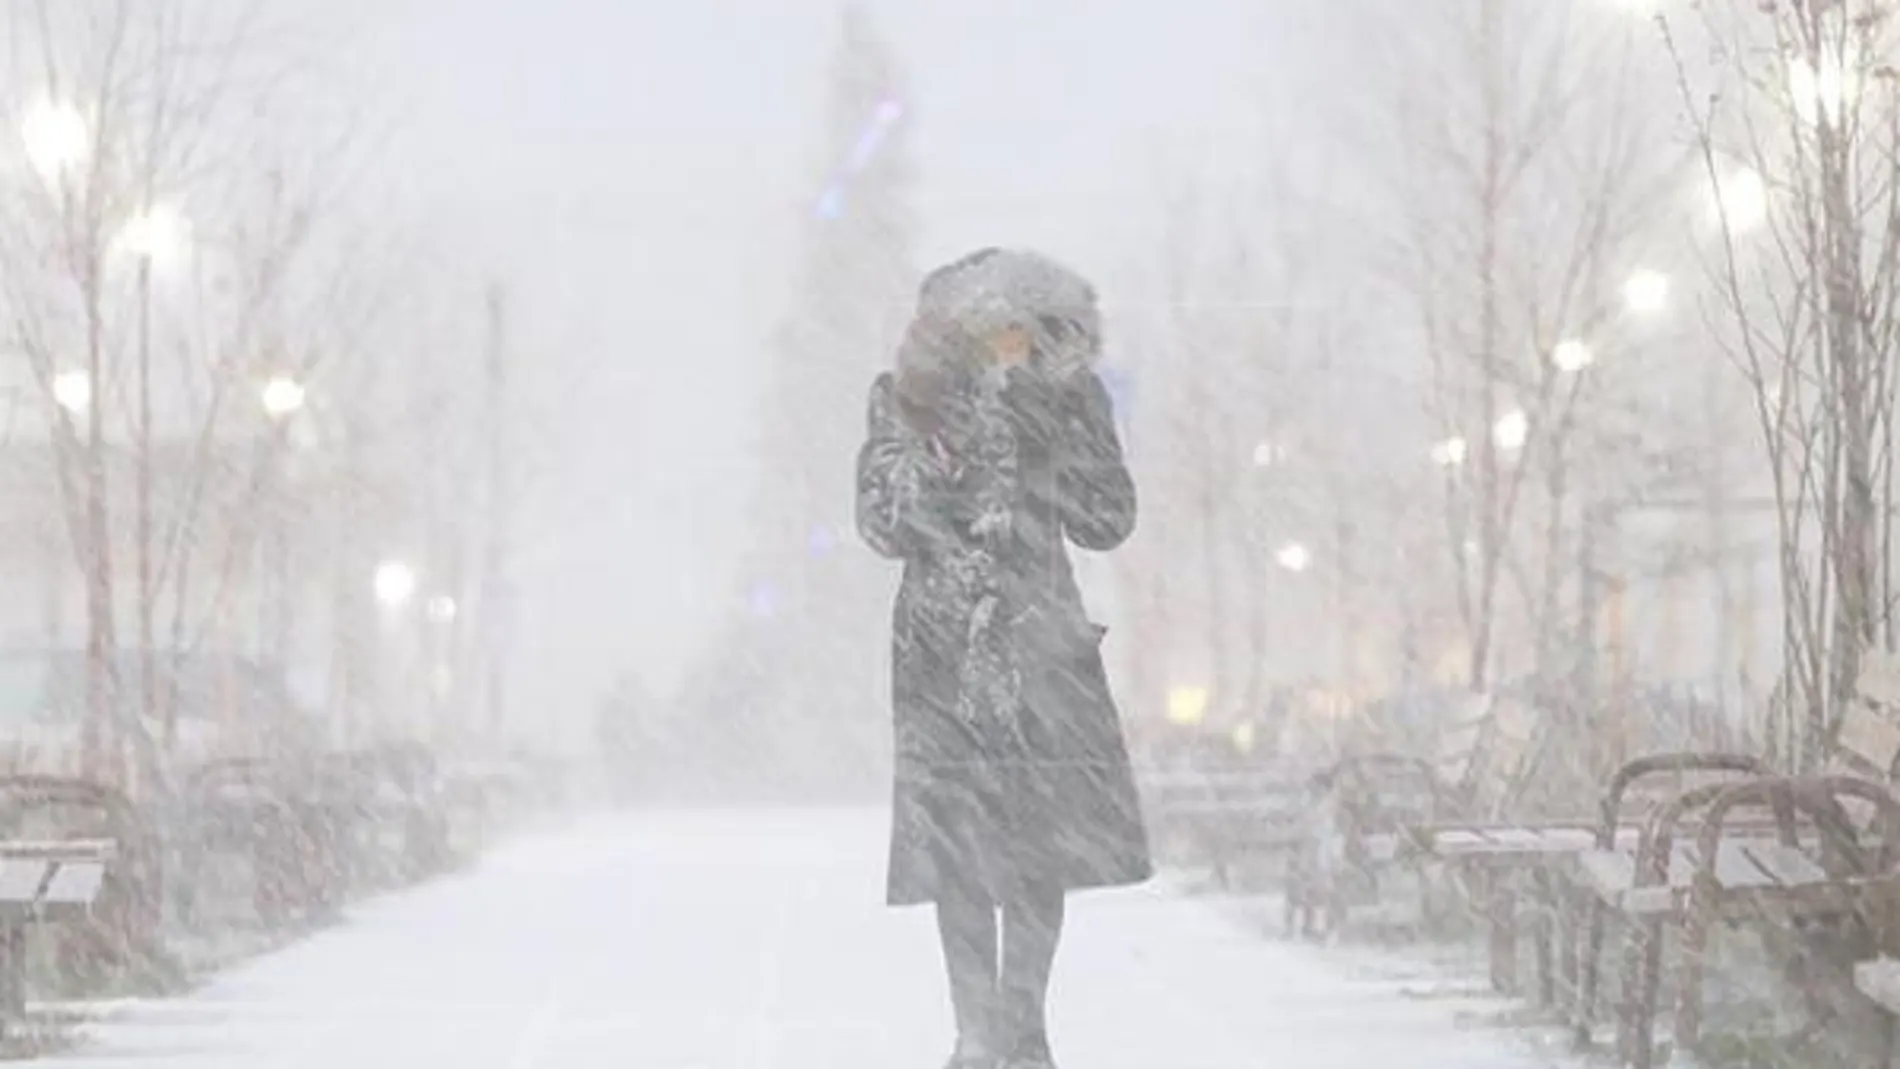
[999, 886, 1066, 1060]
[936, 887, 999, 1057]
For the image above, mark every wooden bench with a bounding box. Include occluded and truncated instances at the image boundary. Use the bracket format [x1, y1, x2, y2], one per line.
[1831, 651, 1900, 1051]
[1563, 651, 1900, 1069]
[1290, 685, 1778, 1005]
[1140, 765, 1309, 887]
[0, 836, 113, 1036]
[1287, 693, 1535, 939]
[1571, 772, 1900, 1069]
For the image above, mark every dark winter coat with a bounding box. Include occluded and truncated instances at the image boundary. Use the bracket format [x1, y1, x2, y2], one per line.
[856, 352, 1151, 906]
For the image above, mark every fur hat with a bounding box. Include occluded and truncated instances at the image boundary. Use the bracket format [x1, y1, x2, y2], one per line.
[904, 247, 1102, 380]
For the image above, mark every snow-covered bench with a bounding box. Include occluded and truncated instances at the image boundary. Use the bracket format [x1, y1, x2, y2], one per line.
[1570, 653, 1900, 1069]
[1286, 693, 1542, 942]
[0, 836, 113, 1027]
[1572, 773, 1900, 1069]
[1140, 765, 1309, 888]
[1288, 691, 1775, 1006]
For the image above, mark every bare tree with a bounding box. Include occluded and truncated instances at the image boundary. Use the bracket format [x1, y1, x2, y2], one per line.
[1660, 0, 1900, 766]
[0, 0, 419, 788]
[1363, 0, 1693, 723]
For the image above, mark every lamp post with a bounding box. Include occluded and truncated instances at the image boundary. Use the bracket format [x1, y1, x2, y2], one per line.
[260, 376, 305, 678]
[120, 203, 188, 770]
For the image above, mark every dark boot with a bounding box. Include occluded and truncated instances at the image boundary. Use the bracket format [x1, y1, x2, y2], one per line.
[1000, 1029, 1054, 1069]
[999, 890, 1064, 1068]
[939, 894, 1001, 1067]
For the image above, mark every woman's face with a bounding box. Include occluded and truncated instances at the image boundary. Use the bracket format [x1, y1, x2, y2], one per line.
[985, 325, 1033, 368]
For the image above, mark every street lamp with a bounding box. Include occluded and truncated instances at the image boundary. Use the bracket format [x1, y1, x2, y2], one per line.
[1494, 408, 1530, 452]
[20, 99, 88, 181]
[373, 560, 418, 609]
[1622, 268, 1670, 316]
[1251, 440, 1287, 468]
[1276, 542, 1313, 573]
[1552, 338, 1596, 373]
[51, 370, 90, 416]
[1165, 685, 1209, 727]
[1790, 55, 1857, 127]
[425, 595, 458, 624]
[260, 376, 306, 420]
[1712, 168, 1768, 233]
[1431, 435, 1469, 468]
[118, 204, 190, 270]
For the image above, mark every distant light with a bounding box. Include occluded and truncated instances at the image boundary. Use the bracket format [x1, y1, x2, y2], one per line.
[1232, 722, 1257, 753]
[260, 376, 306, 419]
[1431, 436, 1469, 468]
[425, 595, 458, 624]
[51, 370, 90, 415]
[748, 581, 778, 619]
[1789, 56, 1857, 127]
[1166, 685, 1209, 726]
[21, 99, 88, 181]
[1494, 409, 1530, 452]
[118, 203, 190, 267]
[1276, 542, 1312, 573]
[1712, 168, 1767, 233]
[809, 524, 837, 556]
[1552, 338, 1595, 373]
[1252, 440, 1287, 468]
[1622, 268, 1670, 316]
[374, 560, 417, 609]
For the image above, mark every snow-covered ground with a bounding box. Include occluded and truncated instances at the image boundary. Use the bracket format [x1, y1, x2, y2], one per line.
[51, 810, 1574, 1067]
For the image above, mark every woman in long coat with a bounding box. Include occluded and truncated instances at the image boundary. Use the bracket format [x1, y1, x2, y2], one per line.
[855, 247, 1150, 1068]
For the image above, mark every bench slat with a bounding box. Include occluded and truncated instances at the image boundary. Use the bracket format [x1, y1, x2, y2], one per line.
[1858, 651, 1900, 709]
[1742, 842, 1831, 888]
[1857, 957, 1900, 1014]
[40, 861, 105, 906]
[0, 838, 115, 860]
[0, 859, 48, 905]
[1838, 700, 1900, 776]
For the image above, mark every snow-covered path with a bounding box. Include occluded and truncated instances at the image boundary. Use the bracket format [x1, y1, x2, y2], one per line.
[58, 810, 1569, 1067]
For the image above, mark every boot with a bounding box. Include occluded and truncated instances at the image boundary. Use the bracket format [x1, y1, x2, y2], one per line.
[945, 954, 1000, 1067]
[944, 1015, 1000, 1069]
[996, 992, 1054, 1068]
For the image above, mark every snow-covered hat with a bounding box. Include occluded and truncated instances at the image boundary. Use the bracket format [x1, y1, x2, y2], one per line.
[913, 247, 1102, 379]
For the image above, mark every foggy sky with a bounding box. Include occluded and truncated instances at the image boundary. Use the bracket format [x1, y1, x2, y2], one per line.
[350, 0, 1341, 749]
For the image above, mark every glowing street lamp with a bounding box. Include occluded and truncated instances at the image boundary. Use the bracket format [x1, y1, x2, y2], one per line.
[1622, 268, 1670, 316]
[1276, 542, 1313, 573]
[118, 203, 190, 270]
[260, 376, 306, 419]
[1494, 408, 1530, 452]
[20, 99, 88, 181]
[1790, 56, 1857, 128]
[425, 595, 458, 624]
[1712, 168, 1768, 233]
[1431, 436, 1469, 468]
[1166, 685, 1209, 727]
[373, 560, 418, 609]
[51, 370, 90, 416]
[1552, 338, 1595, 373]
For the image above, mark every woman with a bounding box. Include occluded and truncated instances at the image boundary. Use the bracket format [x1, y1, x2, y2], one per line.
[856, 248, 1151, 1068]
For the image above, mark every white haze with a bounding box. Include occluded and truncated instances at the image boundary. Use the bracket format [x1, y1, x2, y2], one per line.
[346, 0, 1341, 749]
